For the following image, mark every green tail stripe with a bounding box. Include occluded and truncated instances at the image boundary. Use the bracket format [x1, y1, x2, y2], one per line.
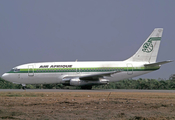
[149, 37, 161, 41]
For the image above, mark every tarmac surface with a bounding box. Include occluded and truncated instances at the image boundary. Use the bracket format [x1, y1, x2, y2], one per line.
[0, 89, 175, 93]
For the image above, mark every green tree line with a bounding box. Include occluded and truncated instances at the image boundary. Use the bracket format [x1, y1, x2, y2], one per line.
[0, 77, 175, 89]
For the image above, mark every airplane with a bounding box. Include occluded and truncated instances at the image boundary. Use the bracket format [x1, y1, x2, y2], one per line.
[1, 28, 172, 89]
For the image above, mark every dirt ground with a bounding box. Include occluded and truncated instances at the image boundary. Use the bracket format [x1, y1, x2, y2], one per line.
[0, 91, 175, 120]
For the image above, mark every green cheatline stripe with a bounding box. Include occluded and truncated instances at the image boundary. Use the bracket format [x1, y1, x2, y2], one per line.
[150, 37, 161, 41]
[7, 66, 160, 73]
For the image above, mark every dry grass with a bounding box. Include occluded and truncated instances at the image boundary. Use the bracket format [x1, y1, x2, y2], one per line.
[0, 91, 175, 120]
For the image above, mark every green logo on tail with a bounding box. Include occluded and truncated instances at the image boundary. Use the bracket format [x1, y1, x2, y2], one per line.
[142, 38, 153, 53]
[142, 37, 161, 53]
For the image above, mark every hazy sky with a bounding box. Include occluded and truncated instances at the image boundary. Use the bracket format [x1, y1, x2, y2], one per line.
[0, 0, 174, 79]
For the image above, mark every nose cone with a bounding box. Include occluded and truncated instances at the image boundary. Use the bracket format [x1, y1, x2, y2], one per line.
[1, 73, 9, 81]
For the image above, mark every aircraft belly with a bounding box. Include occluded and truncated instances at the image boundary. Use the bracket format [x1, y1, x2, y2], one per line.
[108, 71, 151, 82]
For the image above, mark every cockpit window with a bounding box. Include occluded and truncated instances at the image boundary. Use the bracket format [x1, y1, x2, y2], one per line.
[11, 68, 20, 72]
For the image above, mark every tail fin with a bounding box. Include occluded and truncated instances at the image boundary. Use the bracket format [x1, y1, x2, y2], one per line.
[126, 28, 163, 63]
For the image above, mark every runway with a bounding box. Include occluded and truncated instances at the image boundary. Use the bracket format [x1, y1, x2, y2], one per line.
[0, 89, 175, 93]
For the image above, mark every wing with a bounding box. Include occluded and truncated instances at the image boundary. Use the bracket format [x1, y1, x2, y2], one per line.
[79, 71, 118, 80]
[62, 71, 120, 82]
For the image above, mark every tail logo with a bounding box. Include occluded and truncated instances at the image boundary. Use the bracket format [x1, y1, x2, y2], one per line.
[142, 38, 153, 53]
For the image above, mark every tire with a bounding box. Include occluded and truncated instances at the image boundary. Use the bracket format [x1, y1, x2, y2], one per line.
[81, 86, 92, 90]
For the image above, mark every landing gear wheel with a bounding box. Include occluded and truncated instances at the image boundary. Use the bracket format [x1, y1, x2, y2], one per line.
[22, 84, 26, 90]
[81, 86, 92, 90]
[22, 86, 26, 90]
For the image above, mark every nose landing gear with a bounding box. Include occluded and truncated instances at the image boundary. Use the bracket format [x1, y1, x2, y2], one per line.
[22, 84, 26, 90]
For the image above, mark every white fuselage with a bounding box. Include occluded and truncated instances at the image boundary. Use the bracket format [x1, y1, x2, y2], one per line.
[2, 61, 154, 85]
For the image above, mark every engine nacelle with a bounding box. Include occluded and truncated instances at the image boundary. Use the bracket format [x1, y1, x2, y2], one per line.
[70, 78, 81, 86]
[70, 78, 109, 86]
[61, 77, 71, 86]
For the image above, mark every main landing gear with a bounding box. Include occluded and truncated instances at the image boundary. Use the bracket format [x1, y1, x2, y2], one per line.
[81, 86, 92, 90]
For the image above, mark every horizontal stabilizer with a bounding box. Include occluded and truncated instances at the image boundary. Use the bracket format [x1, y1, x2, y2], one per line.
[144, 60, 173, 67]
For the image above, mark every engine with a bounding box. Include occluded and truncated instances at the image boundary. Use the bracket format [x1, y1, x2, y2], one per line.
[70, 78, 109, 86]
[70, 78, 81, 86]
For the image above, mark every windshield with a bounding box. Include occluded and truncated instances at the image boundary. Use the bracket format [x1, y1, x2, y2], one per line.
[11, 68, 20, 72]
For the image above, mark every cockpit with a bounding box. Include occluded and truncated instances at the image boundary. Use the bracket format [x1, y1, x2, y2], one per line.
[11, 68, 20, 72]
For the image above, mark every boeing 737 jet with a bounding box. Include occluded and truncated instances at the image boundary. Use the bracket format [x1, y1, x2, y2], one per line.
[1, 28, 172, 89]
